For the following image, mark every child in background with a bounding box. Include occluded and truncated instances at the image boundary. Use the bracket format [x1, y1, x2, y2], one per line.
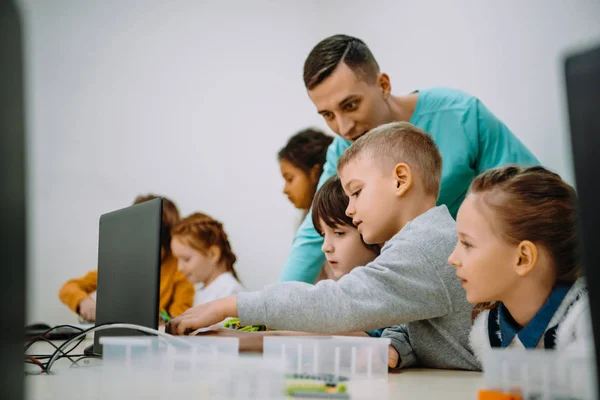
[279, 128, 335, 282]
[58, 195, 194, 322]
[278, 128, 333, 211]
[448, 166, 591, 360]
[168, 122, 480, 371]
[312, 175, 380, 280]
[313, 175, 384, 338]
[171, 213, 244, 307]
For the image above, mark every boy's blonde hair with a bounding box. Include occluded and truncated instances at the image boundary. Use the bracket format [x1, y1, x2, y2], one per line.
[337, 122, 443, 197]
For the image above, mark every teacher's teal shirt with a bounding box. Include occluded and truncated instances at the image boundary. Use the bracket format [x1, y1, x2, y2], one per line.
[279, 87, 539, 283]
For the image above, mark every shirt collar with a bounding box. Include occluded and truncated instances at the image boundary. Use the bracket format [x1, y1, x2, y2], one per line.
[499, 284, 571, 349]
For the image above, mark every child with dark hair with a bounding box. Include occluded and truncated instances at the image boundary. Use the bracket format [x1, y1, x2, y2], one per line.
[278, 128, 333, 211]
[312, 175, 380, 280]
[279, 128, 334, 281]
[312, 175, 384, 338]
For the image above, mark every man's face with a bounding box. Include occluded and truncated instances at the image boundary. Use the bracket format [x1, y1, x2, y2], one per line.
[308, 63, 393, 142]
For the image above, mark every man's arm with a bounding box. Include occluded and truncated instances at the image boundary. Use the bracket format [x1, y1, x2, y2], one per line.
[278, 136, 351, 283]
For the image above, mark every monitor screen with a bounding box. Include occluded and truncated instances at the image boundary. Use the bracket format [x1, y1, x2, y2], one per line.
[0, 1, 26, 399]
[565, 43, 600, 392]
[93, 198, 163, 354]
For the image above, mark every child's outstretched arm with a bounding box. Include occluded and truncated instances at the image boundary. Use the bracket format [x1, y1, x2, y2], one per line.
[167, 237, 452, 335]
[167, 296, 238, 335]
[58, 270, 98, 313]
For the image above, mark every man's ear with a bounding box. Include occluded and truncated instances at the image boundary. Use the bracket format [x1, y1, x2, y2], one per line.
[377, 73, 391, 100]
[514, 240, 538, 277]
[394, 163, 412, 197]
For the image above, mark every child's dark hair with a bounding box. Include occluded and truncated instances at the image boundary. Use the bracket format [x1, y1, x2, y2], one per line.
[171, 213, 240, 281]
[278, 128, 333, 174]
[469, 166, 580, 317]
[311, 175, 380, 254]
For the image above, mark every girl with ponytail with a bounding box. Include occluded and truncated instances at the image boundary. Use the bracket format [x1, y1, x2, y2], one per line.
[171, 213, 244, 307]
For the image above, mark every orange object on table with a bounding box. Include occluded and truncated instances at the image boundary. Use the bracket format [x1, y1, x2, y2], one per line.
[478, 390, 522, 400]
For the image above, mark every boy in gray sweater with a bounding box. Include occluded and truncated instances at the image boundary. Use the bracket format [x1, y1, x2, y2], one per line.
[167, 122, 480, 371]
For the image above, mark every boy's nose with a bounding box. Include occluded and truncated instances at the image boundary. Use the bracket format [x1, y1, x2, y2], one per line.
[346, 205, 355, 218]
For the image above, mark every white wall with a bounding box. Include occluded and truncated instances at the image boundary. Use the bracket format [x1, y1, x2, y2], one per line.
[20, 0, 600, 324]
[20, 0, 329, 324]
[318, 0, 600, 183]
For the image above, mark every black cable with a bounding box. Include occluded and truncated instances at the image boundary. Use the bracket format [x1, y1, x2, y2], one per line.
[35, 335, 86, 365]
[24, 324, 85, 352]
[68, 355, 100, 368]
[24, 324, 87, 372]
[45, 322, 171, 373]
[25, 322, 176, 374]
[26, 353, 87, 360]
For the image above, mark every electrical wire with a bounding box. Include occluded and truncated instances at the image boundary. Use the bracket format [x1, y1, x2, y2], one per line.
[24, 324, 85, 352]
[25, 355, 46, 371]
[24, 324, 89, 372]
[68, 355, 100, 368]
[44, 323, 187, 373]
[38, 335, 85, 364]
[24, 323, 177, 373]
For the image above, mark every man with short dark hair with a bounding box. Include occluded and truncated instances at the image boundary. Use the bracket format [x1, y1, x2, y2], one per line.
[280, 34, 539, 283]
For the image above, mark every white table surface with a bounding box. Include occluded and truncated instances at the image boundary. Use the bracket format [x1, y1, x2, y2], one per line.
[25, 337, 483, 399]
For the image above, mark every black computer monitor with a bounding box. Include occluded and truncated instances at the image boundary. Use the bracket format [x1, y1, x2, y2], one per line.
[93, 198, 163, 355]
[0, 1, 26, 399]
[565, 43, 600, 392]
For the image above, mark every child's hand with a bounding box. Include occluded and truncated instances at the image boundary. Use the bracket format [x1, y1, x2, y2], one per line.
[388, 345, 399, 368]
[78, 296, 96, 322]
[166, 296, 238, 335]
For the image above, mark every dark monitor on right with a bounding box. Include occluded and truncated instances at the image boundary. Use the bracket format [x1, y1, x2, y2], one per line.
[565, 43, 600, 392]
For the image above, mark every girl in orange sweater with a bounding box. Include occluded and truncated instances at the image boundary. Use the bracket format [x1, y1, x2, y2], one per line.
[58, 195, 194, 322]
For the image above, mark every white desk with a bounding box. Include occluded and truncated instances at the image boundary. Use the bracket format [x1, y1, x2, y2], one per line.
[25, 338, 483, 399]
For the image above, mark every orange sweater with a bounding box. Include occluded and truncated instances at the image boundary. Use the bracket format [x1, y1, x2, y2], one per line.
[58, 255, 194, 319]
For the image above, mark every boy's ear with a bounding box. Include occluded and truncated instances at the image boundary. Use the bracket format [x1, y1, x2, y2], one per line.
[394, 163, 412, 197]
[514, 240, 538, 277]
[377, 73, 391, 100]
[207, 245, 222, 264]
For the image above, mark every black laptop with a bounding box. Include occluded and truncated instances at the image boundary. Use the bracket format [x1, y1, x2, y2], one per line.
[92, 198, 163, 355]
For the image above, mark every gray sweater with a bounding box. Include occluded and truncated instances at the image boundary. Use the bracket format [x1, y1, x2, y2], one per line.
[238, 206, 480, 371]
